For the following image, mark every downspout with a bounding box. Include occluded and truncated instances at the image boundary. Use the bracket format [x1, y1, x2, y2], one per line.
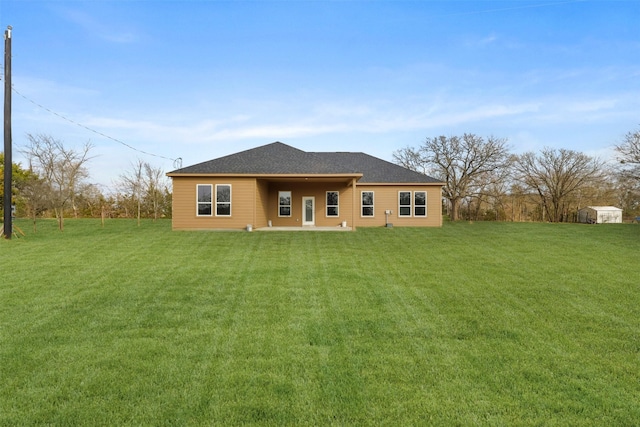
[351, 177, 357, 231]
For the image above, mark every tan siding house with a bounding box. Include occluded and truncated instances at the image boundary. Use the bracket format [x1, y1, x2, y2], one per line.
[167, 142, 443, 231]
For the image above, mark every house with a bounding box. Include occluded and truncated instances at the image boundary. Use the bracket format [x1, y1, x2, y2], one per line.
[166, 142, 443, 231]
[577, 206, 623, 224]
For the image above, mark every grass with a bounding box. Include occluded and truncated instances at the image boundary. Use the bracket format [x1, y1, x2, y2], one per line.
[0, 219, 638, 425]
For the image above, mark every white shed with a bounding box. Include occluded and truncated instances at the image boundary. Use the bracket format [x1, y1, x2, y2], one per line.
[577, 206, 623, 224]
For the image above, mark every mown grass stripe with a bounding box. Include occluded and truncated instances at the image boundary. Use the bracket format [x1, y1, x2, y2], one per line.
[0, 219, 638, 425]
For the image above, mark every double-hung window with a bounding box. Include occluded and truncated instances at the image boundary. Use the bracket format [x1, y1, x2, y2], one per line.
[216, 184, 231, 216]
[414, 191, 427, 217]
[279, 191, 291, 217]
[326, 191, 339, 217]
[361, 191, 374, 217]
[197, 184, 213, 216]
[398, 190, 428, 217]
[399, 191, 412, 217]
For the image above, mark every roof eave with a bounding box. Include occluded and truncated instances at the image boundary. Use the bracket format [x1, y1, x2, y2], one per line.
[167, 172, 364, 179]
[359, 181, 445, 186]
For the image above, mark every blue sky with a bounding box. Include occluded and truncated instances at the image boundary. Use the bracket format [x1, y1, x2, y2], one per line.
[1, 1, 639, 187]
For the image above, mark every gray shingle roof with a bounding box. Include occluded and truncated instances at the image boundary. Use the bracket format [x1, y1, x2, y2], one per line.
[168, 142, 441, 184]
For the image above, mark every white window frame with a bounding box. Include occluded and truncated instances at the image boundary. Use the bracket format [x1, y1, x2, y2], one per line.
[215, 184, 232, 217]
[326, 191, 339, 217]
[399, 191, 412, 217]
[278, 191, 292, 217]
[361, 191, 374, 217]
[414, 191, 427, 217]
[196, 184, 213, 217]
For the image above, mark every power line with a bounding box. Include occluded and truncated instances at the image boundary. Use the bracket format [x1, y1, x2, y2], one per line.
[10, 84, 180, 164]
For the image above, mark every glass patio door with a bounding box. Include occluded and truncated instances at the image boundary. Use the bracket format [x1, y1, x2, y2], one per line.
[302, 197, 315, 226]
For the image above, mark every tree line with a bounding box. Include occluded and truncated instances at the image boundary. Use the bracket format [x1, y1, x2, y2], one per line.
[1, 134, 171, 231]
[393, 128, 640, 222]
[2, 129, 639, 227]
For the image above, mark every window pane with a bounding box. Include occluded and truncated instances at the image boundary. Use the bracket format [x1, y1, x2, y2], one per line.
[216, 185, 231, 202]
[280, 207, 290, 216]
[217, 204, 230, 216]
[362, 192, 373, 205]
[414, 192, 426, 217]
[400, 206, 411, 216]
[198, 204, 212, 216]
[279, 192, 291, 206]
[362, 206, 374, 216]
[327, 206, 338, 216]
[399, 192, 411, 205]
[198, 185, 212, 202]
[327, 191, 338, 205]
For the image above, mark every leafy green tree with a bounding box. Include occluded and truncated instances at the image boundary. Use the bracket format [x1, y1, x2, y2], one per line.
[0, 152, 38, 219]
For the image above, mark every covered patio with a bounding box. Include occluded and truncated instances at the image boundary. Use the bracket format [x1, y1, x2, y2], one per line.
[253, 225, 353, 232]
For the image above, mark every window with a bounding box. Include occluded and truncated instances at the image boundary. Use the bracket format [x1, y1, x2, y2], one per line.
[197, 184, 212, 216]
[414, 191, 427, 217]
[216, 184, 231, 216]
[279, 191, 291, 217]
[361, 191, 374, 217]
[326, 191, 339, 217]
[399, 191, 412, 217]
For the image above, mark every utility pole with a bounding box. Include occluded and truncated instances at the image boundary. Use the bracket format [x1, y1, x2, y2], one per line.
[3, 26, 12, 239]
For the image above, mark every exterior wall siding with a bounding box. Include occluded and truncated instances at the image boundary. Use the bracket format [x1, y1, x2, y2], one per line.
[171, 177, 257, 230]
[171, 177, 442, 230]
[353, 184, 442, 227]
[266, 182, 354, 228]
[255, 179, 270, 228]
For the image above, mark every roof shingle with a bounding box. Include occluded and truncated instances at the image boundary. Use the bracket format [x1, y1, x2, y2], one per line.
[168, 142, 441, 184]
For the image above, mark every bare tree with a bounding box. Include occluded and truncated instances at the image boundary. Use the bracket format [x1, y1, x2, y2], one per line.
[615, 173, 640, 218]
[394, 134, 510, 221]
[513, 148, 604, 223]
[117, 160, 170, 224]
[143, 162, 167, 221]
[474, 169, 513, 221]
[392, 146, 430, 175]
[118, 159, 145, 226]
[21, 134, 93, 231]
[615, 128, 640, 180]
[16, 174, 49, 232]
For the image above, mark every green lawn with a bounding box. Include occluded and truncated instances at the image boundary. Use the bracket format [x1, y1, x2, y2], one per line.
[1, 219, 638, 425]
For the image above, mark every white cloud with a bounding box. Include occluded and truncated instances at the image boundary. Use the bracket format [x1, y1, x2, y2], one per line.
[62, 96, 557, 151]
